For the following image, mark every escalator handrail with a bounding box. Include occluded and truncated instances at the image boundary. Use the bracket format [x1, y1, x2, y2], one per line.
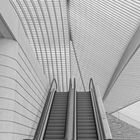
[73, 78, 76, 140]
[69, 78, 72, 91]
[34, 78, 57, 140]
[89, 78, 112, 140]
[90, 79, 104, 140]
[65, 78, 74, 140]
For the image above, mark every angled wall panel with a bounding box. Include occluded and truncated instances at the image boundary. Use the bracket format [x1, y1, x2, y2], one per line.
[0, 39, 48, 140]
[105, 46, 140, 113]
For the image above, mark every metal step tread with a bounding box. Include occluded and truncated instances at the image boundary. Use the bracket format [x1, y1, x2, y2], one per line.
[44, 92, 68, 140]
[77, 92, 98, 139]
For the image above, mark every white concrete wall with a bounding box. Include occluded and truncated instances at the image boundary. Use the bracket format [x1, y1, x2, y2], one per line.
[0, 1, 49, 139]
[113, 112, 140, 130]
[0, 39, 48, 140]
[0, 0, 27, 43]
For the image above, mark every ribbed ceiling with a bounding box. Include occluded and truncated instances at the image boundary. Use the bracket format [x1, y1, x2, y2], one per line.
[11, 0, 70, 92]
[69, 0, 140, 95]
[10, 0, 140, 113]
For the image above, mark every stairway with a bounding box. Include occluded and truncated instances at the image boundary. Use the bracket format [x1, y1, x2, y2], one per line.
[77, 92, 98, 140]
[43, 92, 68, 140]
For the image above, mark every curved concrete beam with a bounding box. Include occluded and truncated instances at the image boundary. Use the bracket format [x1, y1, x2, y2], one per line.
[0, 0, 29, 49]
[103, 23, 140, 101]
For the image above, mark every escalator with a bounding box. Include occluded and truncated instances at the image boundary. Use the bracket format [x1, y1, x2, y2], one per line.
[31, 79, 112, 140]
[43, 92, 68, 140]
[77, 92, 98, 140]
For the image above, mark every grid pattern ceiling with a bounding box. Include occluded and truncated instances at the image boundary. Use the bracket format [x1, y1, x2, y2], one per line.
[69, 0, 140, 95]
[11, 0, 70, 92]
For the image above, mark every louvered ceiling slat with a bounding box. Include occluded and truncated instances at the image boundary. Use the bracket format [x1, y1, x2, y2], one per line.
[11, 0, 70, 91]
[11, 0, 140, 114]
[69, 0, 140, 96]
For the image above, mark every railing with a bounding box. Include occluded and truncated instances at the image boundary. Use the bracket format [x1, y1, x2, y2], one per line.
[73, 78, 76, 140]
[65, 78, 76, 140]
[65, 78, 73, 140]
[89, 78, 112, 140]
[33, 78, 57, 140]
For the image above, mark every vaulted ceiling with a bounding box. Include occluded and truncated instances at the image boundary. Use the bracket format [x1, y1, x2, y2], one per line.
[10, 0, 70, 92]
[69, 0, 140, 112]
[10, 0, 140, 113]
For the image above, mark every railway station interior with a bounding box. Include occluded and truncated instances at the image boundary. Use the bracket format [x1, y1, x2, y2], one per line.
[0, 0, 140, 139]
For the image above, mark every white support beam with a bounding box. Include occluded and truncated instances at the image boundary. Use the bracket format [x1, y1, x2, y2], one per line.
[0, 0, 29, 48]
[103, 23, 140, 101]
[0, 14, 14, 39]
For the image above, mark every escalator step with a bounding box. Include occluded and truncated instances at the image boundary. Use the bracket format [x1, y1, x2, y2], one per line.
[48, 120, 65, 123]
[78, 138, 98, 140]
[44, 139, 64, 140]
[77, 92, 98, 140]
[78, 125, 96, 129]
[46, 127, 64, 131]
[45, 135, 63, 139]
[44, 92, 68, 140]
[45, 131, 64, 135]
[78, 133, 98, 138]
[78, 129, 97, 133]
[77, 120, 95, 123]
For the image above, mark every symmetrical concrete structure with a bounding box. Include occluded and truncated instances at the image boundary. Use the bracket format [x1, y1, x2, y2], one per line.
[0, 0, 140, 139]
[0, 39, 48, 140]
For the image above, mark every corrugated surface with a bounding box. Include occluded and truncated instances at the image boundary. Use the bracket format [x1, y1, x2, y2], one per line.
[69, 0, 140, 95]
[10, 0, 140, 112]
[11, 0, 70, 92]
[0, 39, 48, 139]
